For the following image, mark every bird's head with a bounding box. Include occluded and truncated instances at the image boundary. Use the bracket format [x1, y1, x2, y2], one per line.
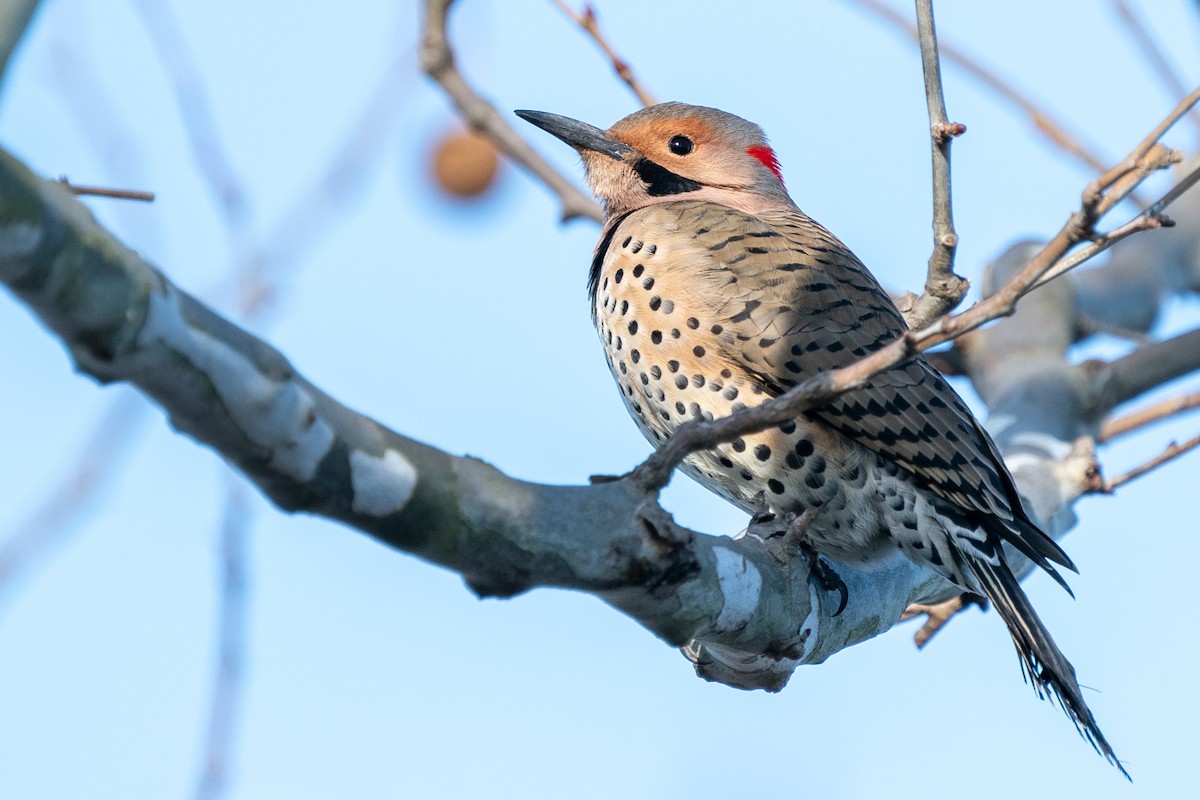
[516, 102, 796, 218]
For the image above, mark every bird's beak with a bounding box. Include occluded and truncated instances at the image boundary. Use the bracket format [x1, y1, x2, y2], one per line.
[515, 110, 634, 160]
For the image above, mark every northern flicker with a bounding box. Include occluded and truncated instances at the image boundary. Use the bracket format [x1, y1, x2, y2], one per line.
[517, 102, 1125, 775]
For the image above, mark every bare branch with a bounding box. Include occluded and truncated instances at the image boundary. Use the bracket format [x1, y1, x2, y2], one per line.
[57, 178, 155, 202]
[193, 479, 253, 800]
[1101, 431, 1200, 492]
[852, 0, 1111, 175]
[1, 146, 955, 692]
[1091, 327, 1200, 413]
[0, 0, 41, 89]
[1100, 390, 1200, 442]
[1113, 0, 1200, 134]
[551, 1, 656, 107]
[420, 0, 603, 223]
[900, 0, 968, 330]
[0, 392, 148, 597]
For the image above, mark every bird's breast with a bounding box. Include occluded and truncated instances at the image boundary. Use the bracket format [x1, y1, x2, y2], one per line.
[592, 220, 886, 560]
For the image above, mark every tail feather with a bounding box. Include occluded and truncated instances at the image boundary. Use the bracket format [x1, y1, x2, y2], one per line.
[969, 558, 1130, 780]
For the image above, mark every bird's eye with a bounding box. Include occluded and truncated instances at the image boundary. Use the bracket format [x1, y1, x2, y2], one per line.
[668, 135, 694, 156]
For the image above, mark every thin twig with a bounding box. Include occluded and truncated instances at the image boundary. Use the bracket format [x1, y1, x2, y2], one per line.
[902, 0, 968, 330]
[0, 392, 148, 597]
[1101, 431, 1200, 492]
[135, 0, 247, 228]
[1113, 0, 1200, 135]
[193, 478, 252, 800]
[551, 1, 655, 107]
[1100, 390, 1200, 442]
[420, 0, 603, 223]
[632, 88, 1200, 490]
[852, 0, 1111, 176]
[58, 178, 155, 201]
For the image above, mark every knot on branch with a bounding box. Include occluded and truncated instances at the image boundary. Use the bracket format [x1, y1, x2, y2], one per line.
[933, 120, 967, 142]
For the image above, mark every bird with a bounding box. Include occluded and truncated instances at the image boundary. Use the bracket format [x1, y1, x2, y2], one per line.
[516, 101, 1125, 776]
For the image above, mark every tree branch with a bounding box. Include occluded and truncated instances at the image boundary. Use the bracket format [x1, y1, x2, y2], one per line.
[1101, 431, 1200, 492]
[899, 0, 968, 330]
[0, 146, 949, 692]
[852, 0, 1111, 175]
[1090, 327, 1200, 413]
[551, 1, 656, 107]
[1099, 390, 1200, 442]
[1113, 0, 1200, 134]
[420, 0, 603, 223]
[0, 0, 40, 90]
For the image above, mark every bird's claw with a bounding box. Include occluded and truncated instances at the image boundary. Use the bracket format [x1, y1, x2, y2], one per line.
[801, 542, 849, 616]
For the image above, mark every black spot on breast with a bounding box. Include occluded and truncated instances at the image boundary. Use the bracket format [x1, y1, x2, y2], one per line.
[628, 321, 638, 335]
[643, 277, 655, 290]
[675, 376, 687, 389]
[779, 421, 796, 434]
[614, 269, 624, 283]
[649, 365, 662, 379]
[631, 349, 640, 364]
[723, 386, 739, 400]
[804, 472, 825, 490]
[731, 438, 746, 452]
[649, 296, 662, 311]
[711, 324, 723, 334]
[621, 236, 632, 248]
[687, 317, 699, 329]
[668, 360, 680, 373]
[692, 374, 705, 388]
[754, 444, 771, 461]
[632, 264, 644, 278]
[693, 346, 706, 357]
[651, 330, 663, 344]
[620, 300, 629, 315]
[795, 439, 814, 457]
[768, 478, 786, 494]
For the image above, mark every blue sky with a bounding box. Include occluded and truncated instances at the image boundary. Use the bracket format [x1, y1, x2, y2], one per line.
[2, 1, 1199, 798]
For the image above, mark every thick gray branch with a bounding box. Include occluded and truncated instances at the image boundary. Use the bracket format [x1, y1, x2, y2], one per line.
[0, 147, 949, 692]
[0, 0, 40, 90]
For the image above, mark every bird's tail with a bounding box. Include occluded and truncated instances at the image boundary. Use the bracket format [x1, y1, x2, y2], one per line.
[969, 558, 1129, 780]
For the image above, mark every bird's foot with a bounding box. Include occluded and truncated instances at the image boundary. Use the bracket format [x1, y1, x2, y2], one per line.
[800, 542, 849, 616]
[900, 592, 985, 648]
[759, 508, 848, 616]
[748, 491, 777, 527]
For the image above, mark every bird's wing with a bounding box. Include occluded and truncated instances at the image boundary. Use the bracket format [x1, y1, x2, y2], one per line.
[646, 201, 1070, 571]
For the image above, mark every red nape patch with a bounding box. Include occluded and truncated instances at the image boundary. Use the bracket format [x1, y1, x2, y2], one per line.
[746, 145, 784, 184]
